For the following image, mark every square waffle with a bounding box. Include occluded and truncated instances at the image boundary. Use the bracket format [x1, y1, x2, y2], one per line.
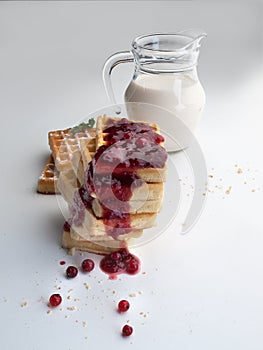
[48, 127, 96, 172]
[62, 229, 129, 255]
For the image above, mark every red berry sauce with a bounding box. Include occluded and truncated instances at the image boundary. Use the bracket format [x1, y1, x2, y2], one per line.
[59, 260, 66, 265]
[100, 248, 140, 279]
[63, 221, 71, 232]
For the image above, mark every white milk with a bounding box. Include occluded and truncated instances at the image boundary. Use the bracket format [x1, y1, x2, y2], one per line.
[124, 72, 205, 151]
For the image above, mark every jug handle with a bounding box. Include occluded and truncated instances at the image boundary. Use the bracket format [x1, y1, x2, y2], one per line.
[103, 51, 134, 114]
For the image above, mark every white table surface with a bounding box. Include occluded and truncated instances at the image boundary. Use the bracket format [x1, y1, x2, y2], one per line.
[0, 2, 263, 350]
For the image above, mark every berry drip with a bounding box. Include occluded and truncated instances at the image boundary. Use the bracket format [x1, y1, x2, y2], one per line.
[100, 248, 140, 279]
[63, 221, 71, 232]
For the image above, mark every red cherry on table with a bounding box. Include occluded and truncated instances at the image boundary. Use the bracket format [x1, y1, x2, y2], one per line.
[81, 259, 95, 272]
[49, 294, 62, 307]
[118, 300, 130, 312]
[122, 324, 133, 337]
[66, 266, 78, 278]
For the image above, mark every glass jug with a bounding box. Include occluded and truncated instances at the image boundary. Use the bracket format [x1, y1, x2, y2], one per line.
[103, 30, 206, 151]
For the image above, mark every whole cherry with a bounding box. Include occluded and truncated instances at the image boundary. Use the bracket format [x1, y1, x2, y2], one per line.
[66, 265, 78, 278]
[81, 259, 95, 272]
[118, 300, 130, 313]
[49, 294, 62, 307]
[122, 324, 133, 337]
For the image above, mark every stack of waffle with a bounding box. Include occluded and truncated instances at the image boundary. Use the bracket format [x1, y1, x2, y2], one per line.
[38, 116, 167, 255]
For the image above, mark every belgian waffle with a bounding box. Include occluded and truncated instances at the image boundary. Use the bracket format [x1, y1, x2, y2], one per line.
[48, 127, 96, 173]
[92, 197, 163, 217]
[62, 229, 127, 255]
[70, 203, 155, 240]
[37, 155, 59, 194]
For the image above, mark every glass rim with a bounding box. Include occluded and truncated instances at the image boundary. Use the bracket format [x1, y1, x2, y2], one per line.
[132, 32, 207, 53]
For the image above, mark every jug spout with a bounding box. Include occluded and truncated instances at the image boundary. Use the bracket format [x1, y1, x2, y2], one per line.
[177, 29, 207, 40]
[176, 29, 207, 50]
[194, 32, 207, 47]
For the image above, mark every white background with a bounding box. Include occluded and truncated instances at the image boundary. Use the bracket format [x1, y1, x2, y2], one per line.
[0, 1, 263, 350]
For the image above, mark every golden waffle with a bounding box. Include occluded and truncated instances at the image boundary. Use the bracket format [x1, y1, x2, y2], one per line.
[48, 127, 96, 172]
[92, 197, 163, 217]
[37, 155, 59, 194]
[62, 229, 127, 255]
[71, 207, 155, 240]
